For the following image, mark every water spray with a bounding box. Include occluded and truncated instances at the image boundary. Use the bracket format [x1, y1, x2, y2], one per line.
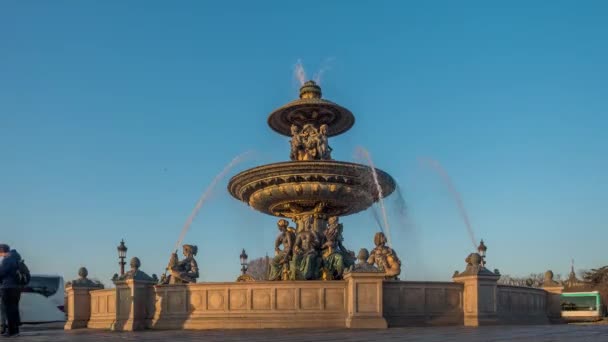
[370, 205, 385, 235]
[419, 157, 477, 249]
[392, 184, 409, 230]
[294, 59, 307, 86]
[355, 146, 392, 247]
[313, 57, 335, 85]
[163, 151, 254, 279]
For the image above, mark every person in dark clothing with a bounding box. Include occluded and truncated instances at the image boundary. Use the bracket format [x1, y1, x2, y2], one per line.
[0, 250, 22, 335]
[0, 244, 21, 337]
[8, 250, 21, 329]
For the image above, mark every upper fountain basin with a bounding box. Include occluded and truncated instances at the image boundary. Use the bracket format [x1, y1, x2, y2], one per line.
[267, 81, 355, 137]
[228, 160, 395, 218]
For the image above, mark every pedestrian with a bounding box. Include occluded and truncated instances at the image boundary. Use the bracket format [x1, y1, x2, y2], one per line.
[8, 249, 23, 329]
[0, 244, 21, 337]
[9, 249, 22, 329]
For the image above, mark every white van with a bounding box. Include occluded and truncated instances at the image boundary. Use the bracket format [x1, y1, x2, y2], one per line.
[19, 275, 66, 323]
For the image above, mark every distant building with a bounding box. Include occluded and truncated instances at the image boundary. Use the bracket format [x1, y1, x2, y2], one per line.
[564, 259, 586, 289]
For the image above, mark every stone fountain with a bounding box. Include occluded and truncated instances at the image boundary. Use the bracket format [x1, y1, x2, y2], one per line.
[64, 80, 565, 332]
[228, 80, 396, 280]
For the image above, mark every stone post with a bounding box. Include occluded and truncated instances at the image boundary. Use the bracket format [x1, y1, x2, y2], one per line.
[452, 253, 500, 327]
[111, 256, 158, 331]
[112, 278, 156, 331]
[542, 270, 564, 324]
[64, 267, 104, 330]
[344, 271, 388, 329]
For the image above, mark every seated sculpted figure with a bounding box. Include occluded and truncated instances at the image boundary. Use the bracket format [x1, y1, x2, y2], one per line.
[301, 124, 318, 161]
[269, 219, 295, 281]
[367, 232, 401, 280]
[317, 124, 332, 160]
[168, 244, 199, 284]
[290, 222, 320, 280]
[321, 216, 355, 280]
[289, 125, 305, 161]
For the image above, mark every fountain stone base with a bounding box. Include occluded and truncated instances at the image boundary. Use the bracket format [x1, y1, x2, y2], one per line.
[79, 275, 557, 330]
[151, 281, 350, 329]
[83, 275, 388, 330]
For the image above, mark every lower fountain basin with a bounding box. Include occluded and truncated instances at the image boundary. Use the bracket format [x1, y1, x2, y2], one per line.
[228, 161, 395, 218]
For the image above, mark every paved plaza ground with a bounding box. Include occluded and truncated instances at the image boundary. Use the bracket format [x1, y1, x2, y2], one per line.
[15, 323, 608, 341]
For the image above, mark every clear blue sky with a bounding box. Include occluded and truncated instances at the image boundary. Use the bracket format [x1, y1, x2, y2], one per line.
[1, 1, 606, 284]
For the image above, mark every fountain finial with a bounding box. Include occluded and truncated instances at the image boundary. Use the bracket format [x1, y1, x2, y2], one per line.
[299, 80, 322, 99]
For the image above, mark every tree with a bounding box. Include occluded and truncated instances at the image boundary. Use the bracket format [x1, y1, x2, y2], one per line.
[583, 266, 608, 284]
[247, 256, 271, 281]
[497, 273, 557, 288]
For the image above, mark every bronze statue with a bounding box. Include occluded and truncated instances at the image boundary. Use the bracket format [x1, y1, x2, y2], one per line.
[289, 125, 305, 161]
[269, 219, 295, 280]
[289, 123, 332, 161]
[317, 124, 332, 160]
[166, 245, 200, 284]
[290, 221, 321, 280]
[367, 232, 401, 280]
[228, 81, 398, 283]
[321, 216, 354, 280]
[302, 124, 318, 160]
[297, 214, 315, 234]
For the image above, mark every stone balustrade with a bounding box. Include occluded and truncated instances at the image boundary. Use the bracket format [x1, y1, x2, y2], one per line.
[152, 281, 348, 329]
[383, 281, 464, 326]
[68, 262, 565, 331]
[87, 289, 117, 329]
[496, 285, 549, 324]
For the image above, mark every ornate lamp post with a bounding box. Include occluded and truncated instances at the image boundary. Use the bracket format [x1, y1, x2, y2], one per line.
[240, 248, 249, 276]
[117, 239, 128, 276]
[477, 239, 487, 267]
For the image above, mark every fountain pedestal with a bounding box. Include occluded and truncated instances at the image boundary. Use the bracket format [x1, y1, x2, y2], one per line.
[228, 81, 396, 281]
[64, 268, 104, 330]
[452, 253, 500, 327]
[452, 273, 500, 326]
[111, 278, 156, 331]
[344, 272, 388, 328]
[543, 285, 564, 324]
[542, 271, 565, 324]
